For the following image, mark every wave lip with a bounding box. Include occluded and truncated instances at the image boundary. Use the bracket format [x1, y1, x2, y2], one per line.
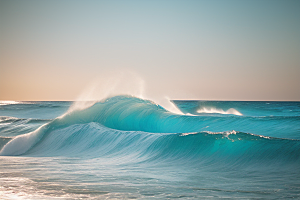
[197, 107, 243, 116]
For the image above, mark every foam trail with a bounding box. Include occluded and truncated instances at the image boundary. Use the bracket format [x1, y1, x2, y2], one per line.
[197, 107, 242, 116]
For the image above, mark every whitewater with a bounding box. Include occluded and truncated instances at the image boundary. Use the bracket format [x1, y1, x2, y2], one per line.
[0, 96, 300, 199]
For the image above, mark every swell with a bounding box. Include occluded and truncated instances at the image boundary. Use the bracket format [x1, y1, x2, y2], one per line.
[21, 123, 300, 170]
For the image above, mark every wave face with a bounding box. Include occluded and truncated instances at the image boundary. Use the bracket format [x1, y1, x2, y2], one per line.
[1, 96, 300, 199]
[23, 123, 300, 169]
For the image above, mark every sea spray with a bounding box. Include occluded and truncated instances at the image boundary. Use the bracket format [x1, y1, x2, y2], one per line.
[68, 70, 145, 113]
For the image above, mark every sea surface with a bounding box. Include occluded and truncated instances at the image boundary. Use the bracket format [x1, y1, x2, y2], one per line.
[0, 96, 300, 199]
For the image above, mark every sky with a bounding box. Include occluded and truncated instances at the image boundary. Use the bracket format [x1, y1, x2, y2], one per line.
[0, 0, 299, 101]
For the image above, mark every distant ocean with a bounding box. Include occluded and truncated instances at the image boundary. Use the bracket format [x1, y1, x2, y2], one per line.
[1, 96, 300, 199]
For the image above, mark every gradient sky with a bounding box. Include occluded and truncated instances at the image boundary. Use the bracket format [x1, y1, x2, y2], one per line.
[1, 0, 299, 101]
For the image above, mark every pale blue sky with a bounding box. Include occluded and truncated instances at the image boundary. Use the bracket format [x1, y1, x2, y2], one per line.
[1, 0, 299, 100]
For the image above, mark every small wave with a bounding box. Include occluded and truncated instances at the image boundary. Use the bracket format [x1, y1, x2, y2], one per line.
[0, 116, 51, 124]
[197, 107, 243, 116]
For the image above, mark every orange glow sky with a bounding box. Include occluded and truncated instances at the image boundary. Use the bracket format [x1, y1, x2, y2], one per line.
[1, 0, 299, 101]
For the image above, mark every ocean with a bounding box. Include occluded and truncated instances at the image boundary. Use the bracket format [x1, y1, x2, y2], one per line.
[0, 96, 299, 199]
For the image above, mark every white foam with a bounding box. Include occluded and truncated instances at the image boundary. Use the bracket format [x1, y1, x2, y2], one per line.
[197, 107, 242, 116]
[180, 130, 237, 137]
[205, 130, 237, 136]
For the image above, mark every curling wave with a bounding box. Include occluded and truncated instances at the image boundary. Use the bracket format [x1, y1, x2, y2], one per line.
[0, 95, 195, 155]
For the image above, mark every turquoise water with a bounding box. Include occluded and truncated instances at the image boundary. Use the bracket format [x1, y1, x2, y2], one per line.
[0, 96, 299, 199]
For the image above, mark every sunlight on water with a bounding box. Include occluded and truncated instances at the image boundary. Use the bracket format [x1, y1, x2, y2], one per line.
[0, 101, 20, 106]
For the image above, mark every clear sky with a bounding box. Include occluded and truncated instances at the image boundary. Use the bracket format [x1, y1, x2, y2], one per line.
[1, 0, 299, 101]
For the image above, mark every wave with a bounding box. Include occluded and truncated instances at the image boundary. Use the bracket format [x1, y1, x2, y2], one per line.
[0, 95, 194, 155]
[197, 107, 243, 116]
[0, 95, 299, 169]
[5, 123, 300, 169]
